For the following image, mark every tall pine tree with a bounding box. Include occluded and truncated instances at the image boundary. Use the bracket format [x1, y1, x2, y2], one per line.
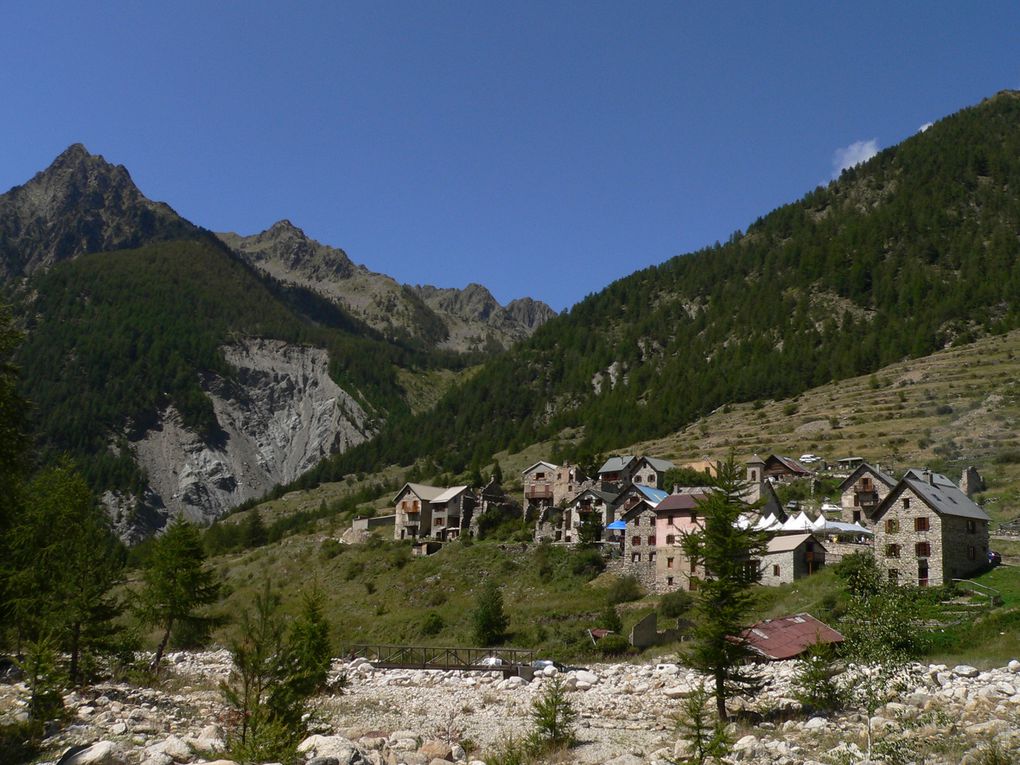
[680, 457, 769, 718]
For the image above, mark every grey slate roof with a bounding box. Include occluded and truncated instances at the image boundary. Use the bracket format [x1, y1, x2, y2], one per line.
[598, 455, 636, 474]
[393, 482, 446, 504]
[640, 456, 676, 472]
[836, 462, 896, 493]
[897, 470, 990, 521]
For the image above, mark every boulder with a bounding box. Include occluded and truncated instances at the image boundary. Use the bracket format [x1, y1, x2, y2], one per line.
[418, 740, 453, 761]
[63, 742, 127, 765]
[952, 665, 981, 679]
[298, 735, 360, 762]
[574, 670, 600, 685]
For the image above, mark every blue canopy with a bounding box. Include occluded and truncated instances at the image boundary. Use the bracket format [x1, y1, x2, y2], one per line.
[606, 520, 627, 530]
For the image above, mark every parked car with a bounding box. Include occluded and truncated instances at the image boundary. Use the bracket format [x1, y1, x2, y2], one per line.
[988, 550, 1002, 566]
[531, 659, 567, 672]
[820, 501, 841, 514]
[799, 453, 821, 463]
[479, 656, 503, 666]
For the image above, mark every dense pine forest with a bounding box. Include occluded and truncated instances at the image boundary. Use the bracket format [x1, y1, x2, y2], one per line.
[8, 236, 474, 493]
[306, 91, 1020, 481]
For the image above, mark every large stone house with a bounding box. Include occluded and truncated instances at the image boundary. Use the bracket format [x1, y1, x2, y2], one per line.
[871, 469, 991, 586]
[521, 461, 586, 521]
[654, 492, 711, 591]
[393, 483, 446, 540]
[620, 499, 661, 590]
[561, 486, 622, 543]
[837, 462, 896, 528]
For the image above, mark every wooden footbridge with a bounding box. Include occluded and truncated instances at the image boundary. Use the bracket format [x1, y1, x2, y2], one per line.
[344, 644, 537, 678]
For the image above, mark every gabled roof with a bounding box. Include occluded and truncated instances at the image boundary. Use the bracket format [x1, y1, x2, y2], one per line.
[657, 492, 710, 512]
[741, 613, 843, 661]
[619, 500, 658, 522]
[521, 461, 558, 475]
[765, 454, 814, 475]
[886, 469, 991, 521]
[393, 482, 446, 504]
[765, 533, 824, 555]
[597, 455, 636, 474]
[569, 486, 621, 505]
[638, 456, 676, 472]
[432, 485, 470, 504]
[836, 462, 896, 493]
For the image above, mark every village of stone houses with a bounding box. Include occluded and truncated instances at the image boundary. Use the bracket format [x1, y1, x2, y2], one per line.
[389, 453, 994, 595]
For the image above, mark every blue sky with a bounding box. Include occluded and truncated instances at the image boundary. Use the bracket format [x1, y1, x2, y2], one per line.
[4, 2, 1020, 311]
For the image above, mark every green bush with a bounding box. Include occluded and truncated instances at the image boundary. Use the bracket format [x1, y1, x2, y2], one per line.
[659, 589, 694, 619]
[597, 634, 631, 656]
[607, 575, 643, 604]
[420, 611, 444, 636]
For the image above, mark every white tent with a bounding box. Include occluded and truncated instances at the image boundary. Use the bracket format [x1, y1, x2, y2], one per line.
[754, 513, 779, 531]
[780, 512, 814, 532]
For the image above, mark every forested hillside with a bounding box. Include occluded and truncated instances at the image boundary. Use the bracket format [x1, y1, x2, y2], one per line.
[309, 91, 1020, 480]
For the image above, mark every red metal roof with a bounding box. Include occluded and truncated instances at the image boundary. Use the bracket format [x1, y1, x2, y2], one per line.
[740, 613, 843, 661]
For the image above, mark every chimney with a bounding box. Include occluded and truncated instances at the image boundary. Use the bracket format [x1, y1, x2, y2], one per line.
[928, 471, 935, 486]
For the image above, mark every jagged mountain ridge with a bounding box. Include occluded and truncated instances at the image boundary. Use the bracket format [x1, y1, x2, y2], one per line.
[0, 144, 201, 278]
[217, 222, 555, 352]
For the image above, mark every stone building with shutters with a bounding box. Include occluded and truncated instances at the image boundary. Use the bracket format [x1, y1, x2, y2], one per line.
[871, 469, 991, 586]
[837, 462, 896, 528]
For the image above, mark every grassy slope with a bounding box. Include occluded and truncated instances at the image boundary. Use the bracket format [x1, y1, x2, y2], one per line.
[217, 330, 1020, 666]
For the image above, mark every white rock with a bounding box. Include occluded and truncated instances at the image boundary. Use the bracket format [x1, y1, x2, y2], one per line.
[803, 717, 827, 730]
[574, 670, 600, 685]
[297, 734, 358, 759]
[64, 742, 126, 765]
[1007, 659, 1020, 673]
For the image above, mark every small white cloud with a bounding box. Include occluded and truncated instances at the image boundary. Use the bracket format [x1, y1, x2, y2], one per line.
[919, 121, 933, 133]
[832, 138, 879, 179]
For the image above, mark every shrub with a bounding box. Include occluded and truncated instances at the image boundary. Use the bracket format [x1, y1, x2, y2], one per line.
[792, 641, 843, 714]
[607, 575, 643, 604]
[600, 604, 622, 633]
[597, 634, 631, 656]
[471, 580, 509, 646]
[421, 611, 444, 636]
[319, 539, 344, 559]
[659, 589, 694, 619]
[570, 548, 605, 578]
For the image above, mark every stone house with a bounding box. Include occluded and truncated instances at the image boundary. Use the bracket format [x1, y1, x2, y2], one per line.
[871, 469, 991, 586]
[597, 455, 675, 490]
[393, 482, 445, 540]
[429, 485, 475, 541]
[521, 461, 587, 522]
[837, 462, 895, 527]
[561, 486, 622, 543]
[620, 499, 661, 591]
[759, 533, 826, 586]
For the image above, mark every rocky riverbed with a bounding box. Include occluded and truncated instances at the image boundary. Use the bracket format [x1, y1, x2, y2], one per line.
[3, 651, 1019, 765]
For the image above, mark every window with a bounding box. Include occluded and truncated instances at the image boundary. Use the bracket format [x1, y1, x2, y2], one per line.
[750, 469, 758, 481]
[902, 497, 910, 509]
[915, 517, 929, 532]
[885, 519, 899, 533]
[888, 569, 899, 583]
[689, 578, 699, 591]
[634, 475, 643, 483]
[966, 520, 976, 534]
[667, 557, 674, 569]
[772, 565, 780, 577]
[968, 546, 976, 560]
[647, 535, 655, 546]
[632, 552, 640, 563]
[666, 534, 675, 545]
[853, 495, 860, 507]
[649, 552, 656, 563]
[885, 544, 901, 558]
[667, 577, 674, 587]
[632, 536, 640, 546]
[915, 542, 930, 558]
[862, 478, 873, 491]
[852, 510, 862, 523]
[918, 560, 929, 587]
[635, 516, 641, 526]
[535, 472, 545, 480]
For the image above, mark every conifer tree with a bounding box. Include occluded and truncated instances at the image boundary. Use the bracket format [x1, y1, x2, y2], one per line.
[471, 579, 509, 646]
[680, 457, 769, 718]
[138, 518, 220, 674]
[8, 462, 125, 684]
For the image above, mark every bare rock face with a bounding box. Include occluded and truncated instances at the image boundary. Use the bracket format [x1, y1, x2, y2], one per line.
[129, 338, 374, 530]
[0, 144, 200, 278]
[218, 223, 555, 352]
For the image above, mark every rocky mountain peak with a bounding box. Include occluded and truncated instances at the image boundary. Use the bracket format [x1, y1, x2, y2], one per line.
[222, 220, 356, 277]
[0, 144, 200, 278]
[505, 297, 557, 329]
